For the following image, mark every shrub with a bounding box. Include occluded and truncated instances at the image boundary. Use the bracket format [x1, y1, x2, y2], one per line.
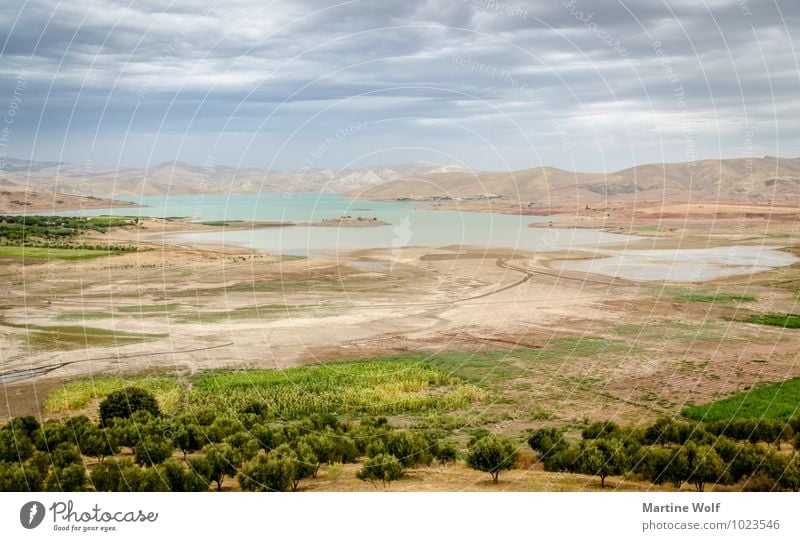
[238, 454, 295, 492]
[356, 453, 406, 487]
[385, 430, 433, 467]
[133, 435, 174, 466]
[528, 428, 567, 458]
[91, 458, 144, 491]
[433, 441, 458, 465]
[99, 387, 160, 424]
[46, 463, 88, 491]
[0, 429, 34, 462]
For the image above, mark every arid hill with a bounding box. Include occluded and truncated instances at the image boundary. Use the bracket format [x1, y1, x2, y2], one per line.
[0, 157, 470, 197]
[346, 157, 800, 206]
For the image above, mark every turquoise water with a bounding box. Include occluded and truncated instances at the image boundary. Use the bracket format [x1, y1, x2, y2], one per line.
[60, 193, 639, 256]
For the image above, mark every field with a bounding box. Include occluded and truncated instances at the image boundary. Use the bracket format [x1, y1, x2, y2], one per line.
[742, 314, 800, 329]
[682, 377, 800, 422]
[45, 360, 487, 420]
[0, 209, 800, 491]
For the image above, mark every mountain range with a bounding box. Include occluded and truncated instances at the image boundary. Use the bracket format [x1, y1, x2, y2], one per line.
[2, 156, 800, 205]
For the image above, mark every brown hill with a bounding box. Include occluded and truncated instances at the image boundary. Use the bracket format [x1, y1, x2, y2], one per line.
[347, 157, 800, 206]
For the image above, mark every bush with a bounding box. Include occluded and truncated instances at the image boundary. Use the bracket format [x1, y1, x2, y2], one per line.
[46, 463, 88, 491]
[466, 435, 519, 483]
[78, 426, 119, 462]
[528, 428, 567, 458]
[99, 387, 160, 424]
[384, 430, 433, 467]
[433, 441, 458, 465]
[0, 460, 45, 491]
[356, 453, 406, 487]
[582, 421, 621, 440]
[0, 429, 34, 462]
[133, 435, 174, 466]
[139, 460, 208, 492]
[238, 454, 295, 492]
[91, 458, 144, 491]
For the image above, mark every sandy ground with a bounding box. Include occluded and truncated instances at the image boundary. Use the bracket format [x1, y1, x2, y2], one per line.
[1, 209, 800, 433]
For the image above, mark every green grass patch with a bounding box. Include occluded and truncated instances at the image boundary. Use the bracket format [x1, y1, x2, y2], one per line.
[682, 377, 800, 422]
[197, 220, 244, 227]
[741, 313, 800, 329]
[671, 291, 757, 303]
[44, 377, 186, 415]
[174, 303, 327, 323]
[0, 246, 122, 260]
[2, 320, 168, 351]
[55, 311, 113, 321]
[116, 303, 184, 314]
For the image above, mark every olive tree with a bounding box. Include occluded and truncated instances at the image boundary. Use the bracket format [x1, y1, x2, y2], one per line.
[466, 435, 519, 484]
[237, 454, 295, 492]
[356, 453, 406, 487]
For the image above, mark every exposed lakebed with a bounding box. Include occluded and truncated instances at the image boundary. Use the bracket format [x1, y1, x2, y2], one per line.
[60, 194, 798, 282]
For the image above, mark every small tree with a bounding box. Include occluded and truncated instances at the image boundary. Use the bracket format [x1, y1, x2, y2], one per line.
[274, 443, 318, 491]
[198, 443, 240, 490]
[90, 458, 145, 491]
[683, 443, 726, 492]
[574, 439, 625, 488]
[171, 421, 204, 460]
[46, 463, 88, 492]
[0, 429, 34, 462]
[133, 435, 174, 467]
[99, 387, 160, 425]
[237, 454, 295, 492]
[528, 428, 567, 458]
[466, 435, 519, 484]
[356, 453, 406, 487]
[385, 430, 433, 467]
[79, 426, 119, 463]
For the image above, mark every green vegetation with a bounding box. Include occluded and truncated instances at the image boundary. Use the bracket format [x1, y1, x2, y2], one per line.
[0, 215, 139, 257]
[117, 303, 185, 313]
[682, 377, 800, 422]
[0, 215, 136, 241]
[0, 246, 126, 260]
[5, 321, 167, 352]
[742, 313, 800, 329]
[671, 291, 756, 303]
[45, 378, 184, 415]
[99, 387, 162, 424]
[197, 220, 244, 227]
[45, 360, 486, 420]
[174, 303, 322, 323]
[466, 434, 519, 483]
[188, 361, 486, 419]
[356, 454, 406, 487]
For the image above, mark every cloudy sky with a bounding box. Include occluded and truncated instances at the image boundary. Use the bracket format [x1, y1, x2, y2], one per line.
[0, 0, 797, 172]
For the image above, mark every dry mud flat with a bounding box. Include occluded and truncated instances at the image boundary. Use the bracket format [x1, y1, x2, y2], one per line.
[1, 216, 799, 435]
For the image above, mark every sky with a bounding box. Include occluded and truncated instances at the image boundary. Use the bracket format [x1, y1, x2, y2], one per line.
[0, 0, 797, 172]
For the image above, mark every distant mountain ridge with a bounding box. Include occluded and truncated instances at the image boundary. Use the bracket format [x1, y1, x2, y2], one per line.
[347, 156, 800, 205]
[2, 156, 800, 204]
[0, 158, 472, 197]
